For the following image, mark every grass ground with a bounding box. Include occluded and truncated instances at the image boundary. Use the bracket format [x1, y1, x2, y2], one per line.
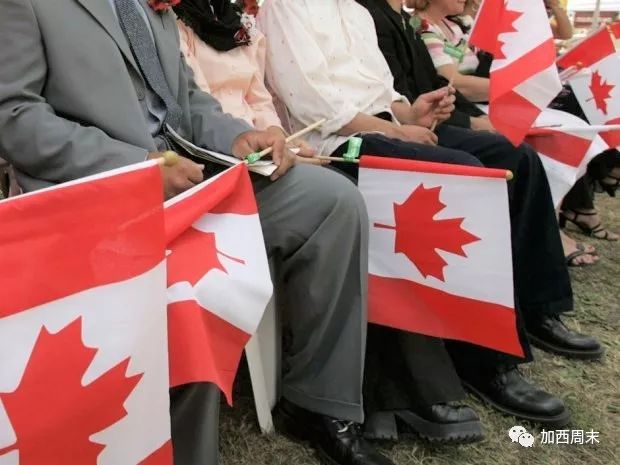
[220, 194, 619, 465]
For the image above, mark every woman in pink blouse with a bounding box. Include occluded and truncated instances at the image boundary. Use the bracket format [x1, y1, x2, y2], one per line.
[174, 0, 314, 155]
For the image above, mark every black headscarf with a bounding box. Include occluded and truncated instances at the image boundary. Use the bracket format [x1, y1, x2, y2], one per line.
[173, 0, 251, 52]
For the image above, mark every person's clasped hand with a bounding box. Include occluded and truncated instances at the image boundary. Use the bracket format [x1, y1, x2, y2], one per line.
[411, 87, 456, 128]
[148, 151, 204, 200]
[232, 129, 297, 181]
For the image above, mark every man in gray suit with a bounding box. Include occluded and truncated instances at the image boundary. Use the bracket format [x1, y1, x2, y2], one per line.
[0, 1, 398, 465]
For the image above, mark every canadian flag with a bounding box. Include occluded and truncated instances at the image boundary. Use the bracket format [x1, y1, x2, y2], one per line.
[526, 108, 610, 206]
[359, 156, 523, 356]
[165, 164, 272, 404]
[0, 163, 172, 465]
[470, 0, 562, 146]
[557, 23, 620, 148]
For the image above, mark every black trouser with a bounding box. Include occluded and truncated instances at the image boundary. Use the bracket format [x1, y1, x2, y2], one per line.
[170, 383, 220, 465]
[563, 150, 619, 210]
[364, 326, 465, 411]
[363, 326, 466, 438]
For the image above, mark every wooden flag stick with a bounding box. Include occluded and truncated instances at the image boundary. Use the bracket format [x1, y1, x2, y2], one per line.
[247, 119, 327, 163]
[316, 155, 360, 163]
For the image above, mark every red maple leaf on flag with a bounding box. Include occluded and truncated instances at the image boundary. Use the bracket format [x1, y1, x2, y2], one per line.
[588, 71, 615, 115]
[167, 227, 246, 287]
[0, 318, 142, 465]
[138, 440, 173, 465]
[493, 8, 522, 60]
[376, 184, 480, 281]
[167, 228, 227, 286]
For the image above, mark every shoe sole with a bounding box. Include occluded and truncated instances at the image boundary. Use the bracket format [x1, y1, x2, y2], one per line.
[527, 333, 605, 361]
[462, 381, 571, 428]
[394, 410, 484, 444]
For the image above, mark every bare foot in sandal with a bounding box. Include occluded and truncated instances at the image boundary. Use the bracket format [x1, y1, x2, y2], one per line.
[560, 230, 599, 267]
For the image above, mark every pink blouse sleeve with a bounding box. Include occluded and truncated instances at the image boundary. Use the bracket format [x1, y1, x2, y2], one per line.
[245, 32, 283, 131]
[177, 22, 212, 94]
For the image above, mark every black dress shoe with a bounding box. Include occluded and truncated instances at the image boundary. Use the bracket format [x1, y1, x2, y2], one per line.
[394, 402, 483, 443]
[276, 399, 395, 465]
[527, 315, 604, 360]
[462, 366, 571, 428]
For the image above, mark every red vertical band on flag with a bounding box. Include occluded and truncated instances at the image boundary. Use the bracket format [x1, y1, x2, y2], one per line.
[369, 275, 524, 357]
[557, 26, 617, 69]
[138, 441, 173, 465]
[489, 91, 543, 146]
[602, 118, 620, 147]
[167, 301, 250, 404]
[525, 130, 593, 168]
[469, 0, 504, 53]
[0, 165, 165, 318]
[489, 39, 557, 102]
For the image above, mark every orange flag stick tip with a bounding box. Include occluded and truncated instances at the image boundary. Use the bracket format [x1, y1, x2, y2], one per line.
[506, 170, 514, 181]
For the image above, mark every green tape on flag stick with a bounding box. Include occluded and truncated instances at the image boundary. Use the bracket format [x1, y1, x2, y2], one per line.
[245, 152, 261, 164]
[344, 137, 362, 160]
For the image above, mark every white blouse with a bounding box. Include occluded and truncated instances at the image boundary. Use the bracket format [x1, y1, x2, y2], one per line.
[257, 0, 408, 155]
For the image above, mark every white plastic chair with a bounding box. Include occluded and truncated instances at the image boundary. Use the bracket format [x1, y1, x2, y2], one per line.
[245, 296, 281, 434]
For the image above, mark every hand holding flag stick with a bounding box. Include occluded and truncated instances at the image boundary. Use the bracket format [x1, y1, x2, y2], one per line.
[245, 119, 327, 163]
[157, 151, 181, 167]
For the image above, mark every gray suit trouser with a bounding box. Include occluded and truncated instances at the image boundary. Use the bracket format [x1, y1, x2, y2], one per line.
[171, 164, 369, 465]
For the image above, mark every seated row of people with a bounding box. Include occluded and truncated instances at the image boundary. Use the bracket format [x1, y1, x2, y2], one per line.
[172, 0, 605, 462]
[0, 1, 608, 465]
[414, 0, 620, 258]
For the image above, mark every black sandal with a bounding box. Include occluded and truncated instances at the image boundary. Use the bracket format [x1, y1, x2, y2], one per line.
[575, 241, 597, 256]
[565, 250, 595, 267]
[559, 209, 619, 242]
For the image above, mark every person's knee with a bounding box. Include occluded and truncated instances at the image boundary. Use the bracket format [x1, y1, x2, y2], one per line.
[293, 164, 368, 222]
[517, 142, 545, 173]
[448, 149, 484, 168]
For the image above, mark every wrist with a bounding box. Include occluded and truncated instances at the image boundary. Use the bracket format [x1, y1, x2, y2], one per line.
[384, 124, 400, 139]
[266, 126, 287, 138]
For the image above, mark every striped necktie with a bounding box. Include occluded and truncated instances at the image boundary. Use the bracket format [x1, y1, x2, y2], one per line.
[114, 0, 182, 130]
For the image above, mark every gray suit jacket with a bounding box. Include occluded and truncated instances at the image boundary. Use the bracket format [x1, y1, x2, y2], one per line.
[0, 0, 252, 192]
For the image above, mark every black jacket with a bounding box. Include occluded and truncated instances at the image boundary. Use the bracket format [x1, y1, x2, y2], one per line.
[358, 0, 483, 128]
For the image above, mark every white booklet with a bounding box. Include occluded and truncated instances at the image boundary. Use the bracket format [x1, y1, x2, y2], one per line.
[165, 125, 278, 177]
